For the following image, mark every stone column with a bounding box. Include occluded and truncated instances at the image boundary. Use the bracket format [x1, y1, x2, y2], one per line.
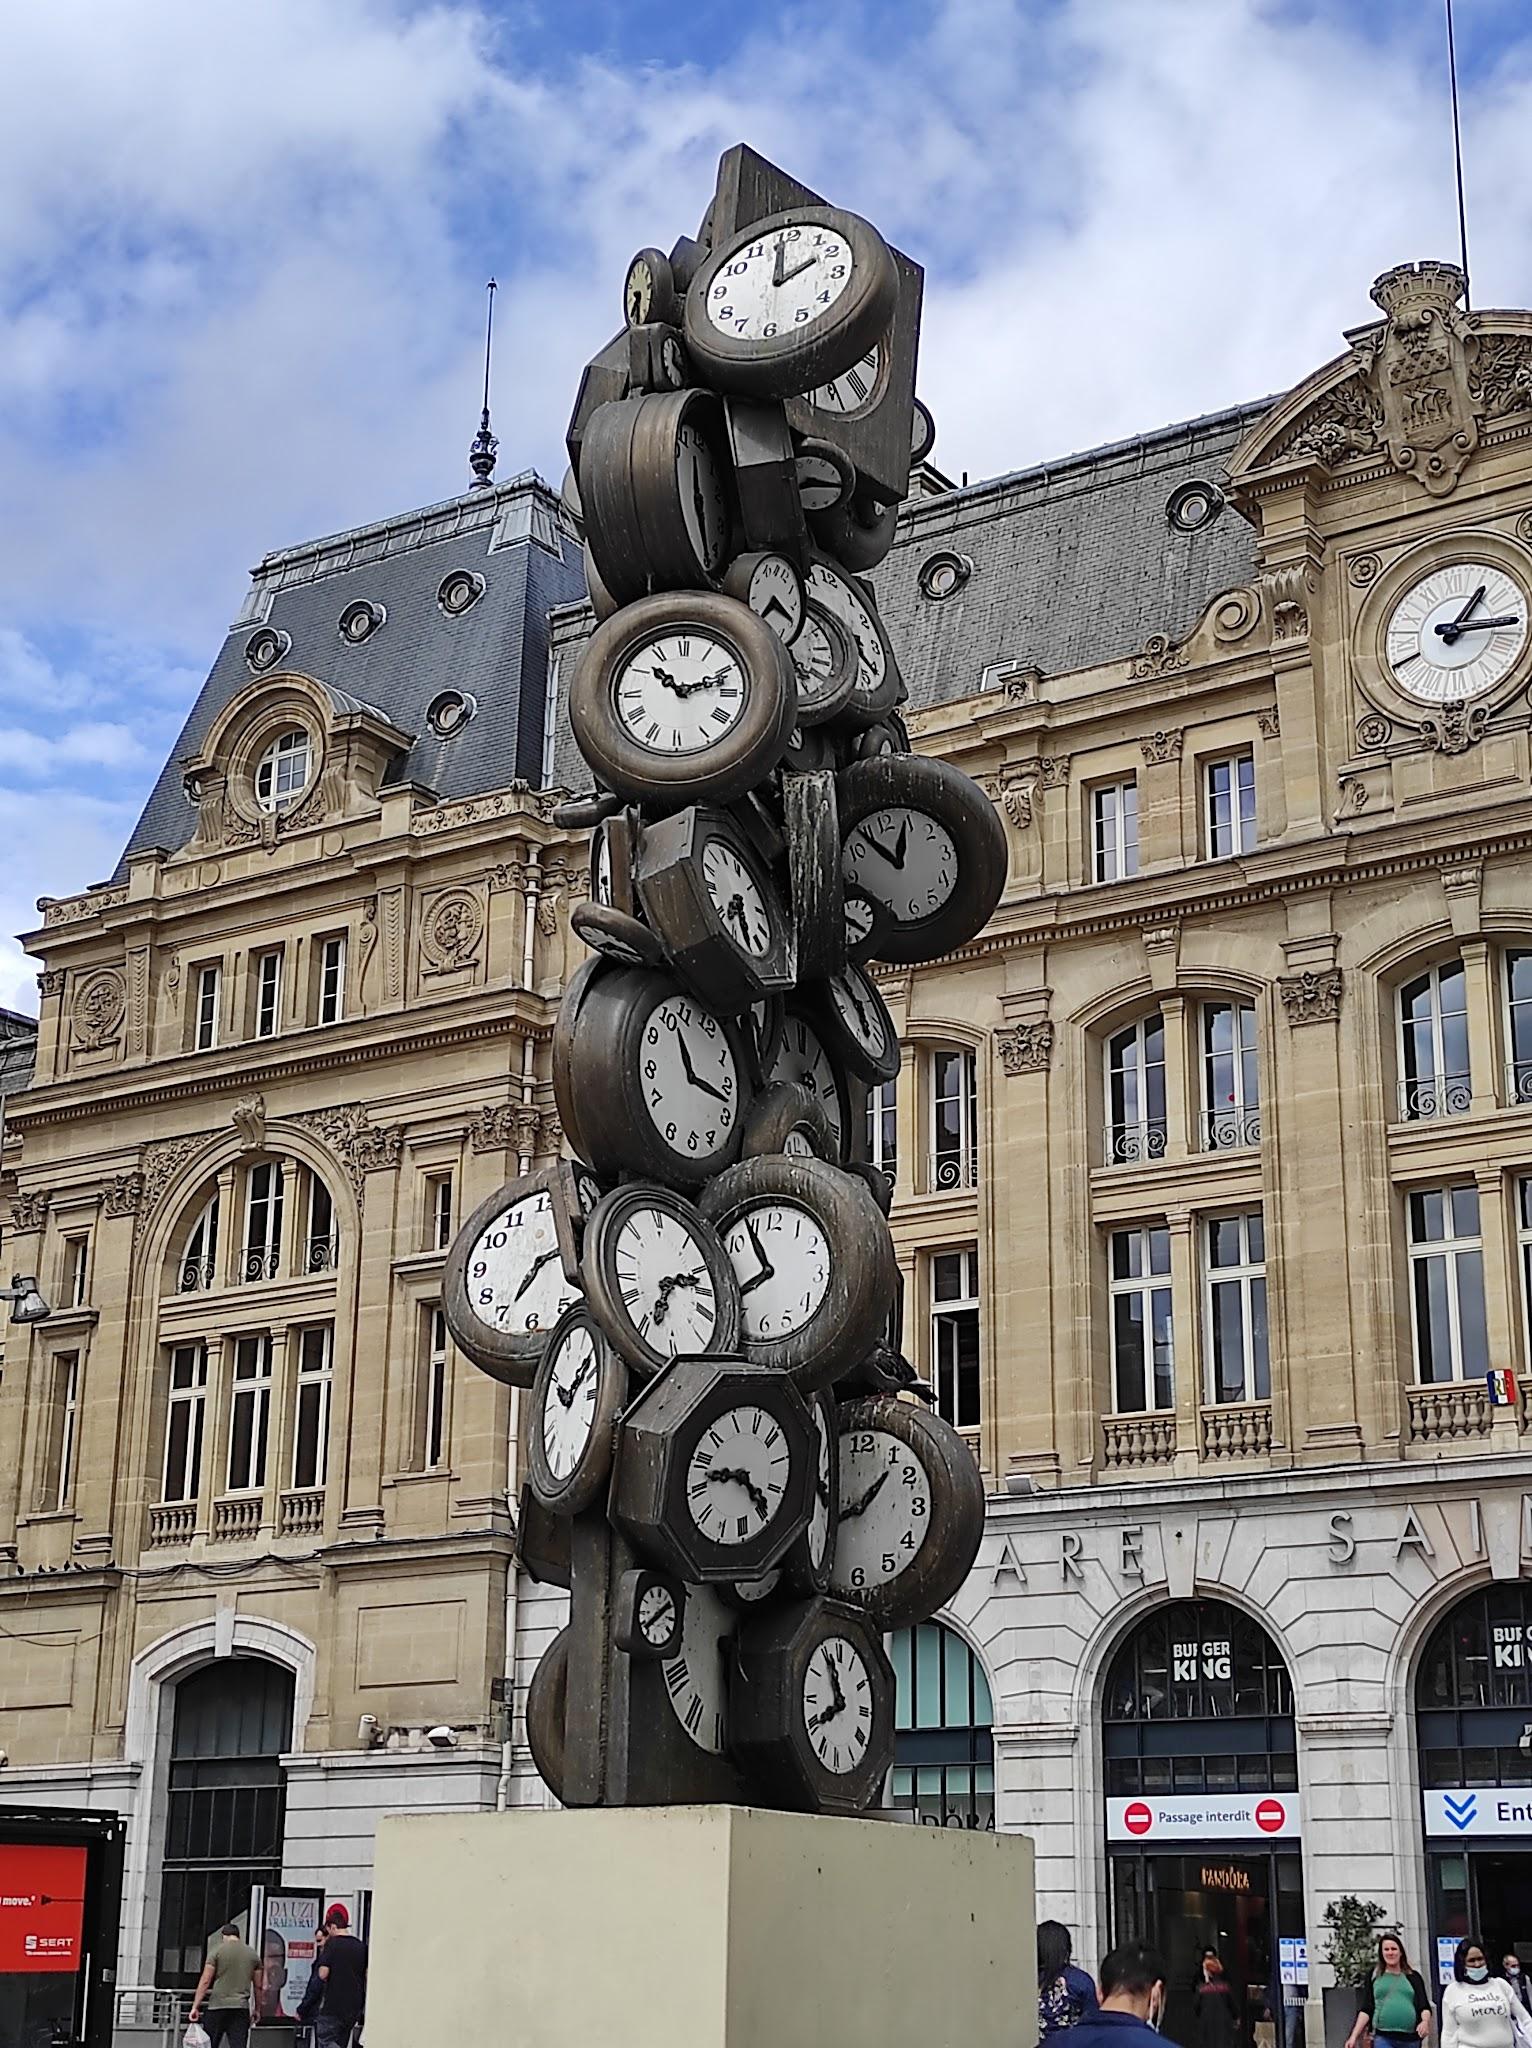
[1459, 936, 1498, 1114]
[1165, 1206, 1201, 1470]
[1137, 729, 1186, 870]
[994, 997, 1062, 1484]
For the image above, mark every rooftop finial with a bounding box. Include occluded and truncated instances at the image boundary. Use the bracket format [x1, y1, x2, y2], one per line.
[468, 278, 499, 489]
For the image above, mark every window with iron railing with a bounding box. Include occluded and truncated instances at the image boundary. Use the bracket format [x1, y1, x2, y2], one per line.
[241, 1163, 284, 1283]
[305, 1173, 337, 1273]
[227, 1334, 272, 1494]
[1105, 1013, 1167, 1164]
[1204, 1212, 1269, 1404]
[292, 1326, 332, 1491]
[929, 1049, 977, 1191]
[1201, 1001, 1260, 1152]
[163, 1343, 208, 1505]
[866, 1081, 897, 1184]
[1398, 959, 1470, 1121]
[1409, 1185, 1488, 1384]
[1505, 952, 1532, 1107]
[178, 1193, 220, 1293]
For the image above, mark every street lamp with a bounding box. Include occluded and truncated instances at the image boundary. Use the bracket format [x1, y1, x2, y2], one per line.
[2, 1275, 50, 1325]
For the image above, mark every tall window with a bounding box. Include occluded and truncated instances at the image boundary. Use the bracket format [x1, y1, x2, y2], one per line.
[1205, 1212, 1269, 1404]
[1398, 960, 1470, 1120]
[1506, 952, 1532, 1105]
[867, 1081, 897, 1182]
[1106, 1013, 1167, 1164]
[253, 950, 283, 1039]
[227, 1334, 272, 1493]
[163, 1344, 208, 1503]
[180, 1193, 220, 1293]
[1092, 779, 1140, 883]
[41, 1353, 80, 1511]
[318, 935, 347, 1026]
[291, 1326, 332, 1490]
[930, 1049, 977, 1190]
[1202, 1001, 1259, 1151]
[1409, 1185, 1488, 1384]
[254, 729, 311, 813]
[1109, 1226, 1174, 1413]
[930, 1248, 980, 1430]
[889, 1623, 995, 1829]
[1520, 1180, 1532, 1374]
[305, 1173, 336, 1274]
[421, 1306, 449, 1469]
[194, 965, 221, 1052]
[242, 1163, 284, 1283]
[63, 1234, 90, 1309]
[426, 1173, 454, 1253]
[1205, 753, 1256, 858]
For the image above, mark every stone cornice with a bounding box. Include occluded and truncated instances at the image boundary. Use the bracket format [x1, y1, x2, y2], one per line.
[10, 1002, 554, 1131]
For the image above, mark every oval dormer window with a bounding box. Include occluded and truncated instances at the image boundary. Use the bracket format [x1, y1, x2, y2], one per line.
[254, 728, 313, 814]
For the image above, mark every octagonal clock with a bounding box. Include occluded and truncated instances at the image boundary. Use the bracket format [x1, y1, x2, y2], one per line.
[729, 1595, 895, 1814]
[633, 803, 796, 1014]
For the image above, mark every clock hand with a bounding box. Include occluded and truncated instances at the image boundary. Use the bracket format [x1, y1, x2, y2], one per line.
[676, 1035, 729, 1103]
[651, 664, 685, 694]
[1437, 585, 1486, 645]
[772, 238, 789, 288]
[557, 1356, 597, 1410]
[778, 251, 819, 285]
[893, 818, 909, 866]
[807, 1693, 842, 1730]
[726, 895, 753, 944]
[838, 1469, 889, 1521]
[1438, 612, 1522, 635]
[513, 1248, 559, 1302]
[707, 1466, 770, 1518]
[738, 1218, 774, 1296]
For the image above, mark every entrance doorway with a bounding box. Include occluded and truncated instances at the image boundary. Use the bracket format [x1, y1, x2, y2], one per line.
[1111, 1850, 1305, 2048]
[1429, 1850, 1532, 1971]
[155, 1658, 294, 1990]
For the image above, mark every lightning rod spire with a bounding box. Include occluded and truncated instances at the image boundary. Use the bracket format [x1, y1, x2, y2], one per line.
[468, 278, 499, 489]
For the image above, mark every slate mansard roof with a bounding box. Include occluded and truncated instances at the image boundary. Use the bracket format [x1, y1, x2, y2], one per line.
[117, 474, 586, 871]
[547, 397, 1270, 790]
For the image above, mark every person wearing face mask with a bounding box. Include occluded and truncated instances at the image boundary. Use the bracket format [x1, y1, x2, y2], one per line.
[1503, 1959, 1532, 2019]
[1062, 1942, 1168, 2048]
[1346, 1932, 1434, 2048]
[1441, 1938, 1532, 2048]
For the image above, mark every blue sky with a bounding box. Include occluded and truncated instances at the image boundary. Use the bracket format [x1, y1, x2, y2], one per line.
[3, 0, 1532, 1010]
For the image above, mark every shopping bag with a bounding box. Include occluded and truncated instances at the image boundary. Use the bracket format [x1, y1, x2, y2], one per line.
[184, 2024, 211, 2048]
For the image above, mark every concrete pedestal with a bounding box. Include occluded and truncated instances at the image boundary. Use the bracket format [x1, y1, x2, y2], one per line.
[367, 1804, 1036, 2048]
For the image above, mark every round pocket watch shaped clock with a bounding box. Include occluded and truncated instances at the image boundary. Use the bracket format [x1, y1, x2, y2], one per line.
[684, 207, 899, 401]
[1383, 559, 1528, 704]
[830, 1393, 986, 1630]
[442, 1162, 589, 1387]
[839, 752, 1009, 964]
[804, 556, 901, 726]
[568, 590, 796, 810]
[579, 389, 734, 608]
[526, 1306, 630, 1516]
[580, 1181, 742, 1378]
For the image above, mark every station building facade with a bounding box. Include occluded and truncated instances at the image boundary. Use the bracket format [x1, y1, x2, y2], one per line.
[4, 262, 1532, 2036]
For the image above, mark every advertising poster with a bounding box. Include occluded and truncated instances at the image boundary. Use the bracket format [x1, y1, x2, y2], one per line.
[258, 1891, 322, 2020]
[0, 1842, 87, 1974]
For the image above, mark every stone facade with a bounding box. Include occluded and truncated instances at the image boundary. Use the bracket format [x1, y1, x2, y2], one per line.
[6, 266, 1532, 1999]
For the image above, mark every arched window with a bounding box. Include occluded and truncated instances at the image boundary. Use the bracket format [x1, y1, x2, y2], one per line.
[889, 1621, 994, 1828]
[1103, 1599, 1294, 1794]
[254, 729, 312, 813]
[1398, 959, 1470, 1121]
[156, 1657, 294, 1988]
[1106, 1013, 1167, 1164]
[1504, 951, 1532, 1104]
[177, 1187, 220, 1293]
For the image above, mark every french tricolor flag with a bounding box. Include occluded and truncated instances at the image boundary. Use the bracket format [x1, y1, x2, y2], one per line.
[1487, 1369, 1519, 1406]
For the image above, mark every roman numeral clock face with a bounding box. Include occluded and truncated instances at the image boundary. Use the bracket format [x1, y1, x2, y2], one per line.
[700, 840, 773, 957]
[802, 1634, 875, 1773]
[809, 343, 883, 417]
[1385, 561, 1528, 704]
[617, 632, 747, 755]
[686, 1404, 791, 1546]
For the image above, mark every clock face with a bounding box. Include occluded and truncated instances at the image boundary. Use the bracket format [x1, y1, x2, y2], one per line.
[768, 1014, 845, 1153]
[843, 807, 958, 925]
[1385, 561, 1527, 702]
[660, 334, 687, 389]
[539, 1321, 601, 1481]
[827, 965, 892, 1065]
[593, 829, 614, 908]
[747, 554, 805, 645]
[638, 1580, 679, 1648]
[805, 560, 885, 699]
[834, 1425, 930, 1593]
[704, 222, 854, 342]
[467, 1191, 581, 1339]
[723, 1202, 833, 1341]
[788, 608, 850, 711]
[662, 1582, 731, 1753]
[845, 896, 876, 949]
[613, 1200, 721, 1357]
[626, 256, 655, 325]
[685, 1403, 793, 1546]
[616, 630, 746, 755]
[802, 1634, 875, 1775]
[642, 994, 741, 1155]
[700, 839, 773, 958]
[676, 423, 731, 575]
[797, 450, 849, 511]
[809, 343, 883, 418]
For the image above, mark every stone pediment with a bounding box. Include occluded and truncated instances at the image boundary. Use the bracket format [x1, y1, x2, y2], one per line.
[1231, 261, 1532, 501]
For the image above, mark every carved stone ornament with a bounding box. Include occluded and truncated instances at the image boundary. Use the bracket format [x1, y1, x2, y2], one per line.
[1469, 333, 1532, 421]
[999, 773, 1036, 831]
[9, 1189, 50, 1232]
[1257, 709, 1281, 740]
[1004, 664, 1043, 702]
[1279, 969, 1343, 1025]
[471, 1101, 545, 1158]
[1348, 552, 1383, 588]
[297, 1103, 403, 1201]
[1272, 602, 1307, 643]
[1140, 728, 1184, 766]
[130, 1130, 220, 1244]
[1362, 262, 1478, 496]
[36, 969, 65, 998]
[1129, 633, 1189, 681]
[1518, 511, 1532, 547]
[411, 783, 564, 836]
[421, 889, 485, 973]
[1420, 702, 1489, 755]
[40, 887, 127, 928]
[1211, 589, 1261, 644]
[1037, 756, 1070, 790]
[1276, 379, 1384, 471]
[537, 862, 572, 938]
[103, 1172, 145, 1219]
[996, 1022, 1054, 1075]
[1356, 712, 1393, 750]
[70, 969, 126, 1049]
[232, 1095, 267, 1152]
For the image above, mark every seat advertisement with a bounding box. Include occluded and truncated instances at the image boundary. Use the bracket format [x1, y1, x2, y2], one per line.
[0, 1842, 87, 1974]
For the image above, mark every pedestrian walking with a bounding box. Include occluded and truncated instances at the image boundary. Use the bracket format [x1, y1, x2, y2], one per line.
[1194, 1950, 1241, 2048]
[188, 1924, 263, 2048]
[312, 1906, 367, 2048]
[1502, 1960, 1531, 2018]
[1065, 1942, 1167, 2048]
[1039, 1921, 1099, 2039]
[295, 1926, 327, 2048]
[1442, 1939, 1532, 2048]
[1345, 1933, 1434, 2048]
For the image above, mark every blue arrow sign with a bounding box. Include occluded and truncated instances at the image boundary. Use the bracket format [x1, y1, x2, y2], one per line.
[1444, 1793, 1478, 1831]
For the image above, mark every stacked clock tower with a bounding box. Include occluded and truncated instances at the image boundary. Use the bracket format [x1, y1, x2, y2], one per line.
[441, 146, 1005, 1813]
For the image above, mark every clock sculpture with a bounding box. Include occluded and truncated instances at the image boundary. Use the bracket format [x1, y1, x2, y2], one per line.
[445, 144, 1003, 1816]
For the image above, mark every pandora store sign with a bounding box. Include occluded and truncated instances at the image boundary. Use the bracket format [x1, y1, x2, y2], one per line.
[1107, 1794, 1301, 1842]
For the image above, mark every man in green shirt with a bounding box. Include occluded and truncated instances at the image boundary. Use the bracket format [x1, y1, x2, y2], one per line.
[190, 1923, 264, 2048]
